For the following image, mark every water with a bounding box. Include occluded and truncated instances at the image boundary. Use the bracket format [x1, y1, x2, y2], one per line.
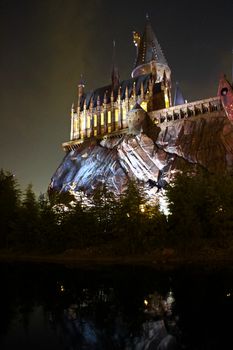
[0, 262, 232, 349]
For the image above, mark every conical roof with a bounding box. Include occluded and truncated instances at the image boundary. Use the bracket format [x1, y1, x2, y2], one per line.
[134, 16, 168, 69]
[131, 102, 144, 111]
[173, 82, 185, 106]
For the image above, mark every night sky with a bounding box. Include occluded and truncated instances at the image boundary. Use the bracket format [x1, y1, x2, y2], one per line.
[0, 0, 232, 194]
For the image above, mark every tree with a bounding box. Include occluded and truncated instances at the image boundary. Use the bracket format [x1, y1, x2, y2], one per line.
[89, 185, 118, 243]
[114, 180, 148, 253]
[60, 195, 93, 249]
[38, 193, 61, 252]
[19, 184, 40, 251]
[165, 168, 233, 251]
[0, 169, 21, 249]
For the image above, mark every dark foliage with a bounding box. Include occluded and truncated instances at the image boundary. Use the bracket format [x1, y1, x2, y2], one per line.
[1, 168, 233, 255]
[165, 169, 233, 251]
[0, 170, 21, 249]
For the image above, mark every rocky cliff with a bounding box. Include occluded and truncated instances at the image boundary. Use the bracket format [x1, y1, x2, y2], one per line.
[49, 108, 233, 203]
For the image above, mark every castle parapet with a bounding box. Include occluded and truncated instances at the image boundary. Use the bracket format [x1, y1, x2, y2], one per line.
[149, 96, 222, 124]
[63, 97, 224, 152]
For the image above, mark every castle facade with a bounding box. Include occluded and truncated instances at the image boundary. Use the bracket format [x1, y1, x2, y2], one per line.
[50, 17, 233, 198]
[64, 17, 172, 151]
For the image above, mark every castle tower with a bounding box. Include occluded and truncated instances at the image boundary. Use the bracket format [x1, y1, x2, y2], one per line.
[131, 15, 171, 84]
[218, 74, 233, 121]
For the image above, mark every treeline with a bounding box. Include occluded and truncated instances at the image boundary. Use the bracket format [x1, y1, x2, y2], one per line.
[0, 168, 233, 255]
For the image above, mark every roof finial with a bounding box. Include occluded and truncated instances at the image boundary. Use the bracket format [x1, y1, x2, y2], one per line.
[79, 74, 85, 87]
[146, 13, 149, 20]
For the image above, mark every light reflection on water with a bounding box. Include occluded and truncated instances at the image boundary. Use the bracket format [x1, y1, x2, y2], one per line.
[0, 263, 232, 350]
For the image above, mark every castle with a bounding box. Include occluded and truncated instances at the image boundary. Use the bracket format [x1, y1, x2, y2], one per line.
[63, 16, 172, 152]
[50, 17, 233, 197]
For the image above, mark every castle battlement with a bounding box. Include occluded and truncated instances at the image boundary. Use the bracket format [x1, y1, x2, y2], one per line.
[62, 96, 224, 152]
[149, 96, 223, 124]
[68, 73, 171, 148]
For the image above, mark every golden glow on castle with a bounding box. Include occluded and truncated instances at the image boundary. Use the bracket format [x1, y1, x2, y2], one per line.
[63, 17, 172, 151]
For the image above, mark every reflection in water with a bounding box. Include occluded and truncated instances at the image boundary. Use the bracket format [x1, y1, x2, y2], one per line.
[0, 263, 232, 349]
[47, 285, 177, 349]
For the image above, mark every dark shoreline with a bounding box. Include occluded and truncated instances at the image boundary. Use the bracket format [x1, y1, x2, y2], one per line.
[0, 249, 233, 271]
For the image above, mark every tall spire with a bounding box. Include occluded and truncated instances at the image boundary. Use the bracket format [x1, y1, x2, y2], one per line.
[111, 40, 120, 89]
[131, 16, 170, 81]
[135, 15, 167, 67]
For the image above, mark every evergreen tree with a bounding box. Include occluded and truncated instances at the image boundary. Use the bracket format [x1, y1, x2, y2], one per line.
[38, 193, 62, 252]
[165, 169, 233, 251]
[60, 195, 90, 249]
[0, 169, 21, 249]
[89, 185, 118, 243]
[19, 184, 40, 251]
[115, 180, 148, 253]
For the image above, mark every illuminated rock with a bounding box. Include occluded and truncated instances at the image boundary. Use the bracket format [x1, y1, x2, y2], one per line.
[49, 105, 233, 202]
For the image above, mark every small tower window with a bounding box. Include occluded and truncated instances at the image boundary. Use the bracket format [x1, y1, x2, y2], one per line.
[221, 87, 228, 96]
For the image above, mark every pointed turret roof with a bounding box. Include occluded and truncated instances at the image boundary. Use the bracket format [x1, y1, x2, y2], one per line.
[78, 73, 158, 110]
[134, 15, 167, 69]
[217, 74, 233, 121]
[131, 102, 144, 111]
[173, 82, 185, 106]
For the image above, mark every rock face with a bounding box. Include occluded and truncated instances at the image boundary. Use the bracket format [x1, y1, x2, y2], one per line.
[157, 112, 233, 173]
[49, 108, 233, 200]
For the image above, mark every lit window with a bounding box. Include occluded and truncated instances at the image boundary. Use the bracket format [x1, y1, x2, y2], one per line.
[81, 115, 85, 131]
[74, 119, 78, 133]
[108, 111, 111, 124]
[94, 114, 97, 127]
[115, 109, 119, 122]
[165, 92, 170, 108]
[87, 115, 90, 129]
[101, 112, 104, 126]
[122, 109, 126, 120]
